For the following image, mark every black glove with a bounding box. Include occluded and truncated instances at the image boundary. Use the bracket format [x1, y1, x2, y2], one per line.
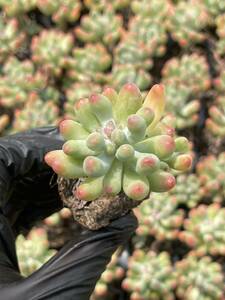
[0, 126, 137, 300]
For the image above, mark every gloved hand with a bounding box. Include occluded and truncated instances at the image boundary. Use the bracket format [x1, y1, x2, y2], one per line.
[0, 126, 137, 300]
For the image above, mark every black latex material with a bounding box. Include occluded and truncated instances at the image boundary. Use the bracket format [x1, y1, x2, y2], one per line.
[0, 127, 137, 300]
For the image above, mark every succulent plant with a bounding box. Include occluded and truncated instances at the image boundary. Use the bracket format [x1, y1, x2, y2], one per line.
[0, 16, 26, 62]
[122, 250, 176, 300]
[131, 0, 172, 21]
[16, 227, 57, 277]
[0, 0, 36, 16]
[65, 44, 111, 85]
[202, 0, 225, 18]
[162, 54, 211, 94]
[110, 64, 152, 92]
[196, 152, 225, 203]
[0, 57, 47, 107]
[75, 9, 123, 46]
[128, 16, 167, 57]
[45, 84, 192, 202]
[135, 193, 184, 240]
[214, 69, 225, 93]
[12, 92, 59, 132]
[216, 14, 225, 56]
[44, 208, 72, 226]
[37, 0, 81, 25]
[175, 255, 224, 300]
[179, 204, 225, 256]
[91, 250, 125, 299]
[168, 0, 209, 47]
[206, 96, 225, 137]
[64, 82, 102, 117]
[31, 29, 74, 77]
[163, 84, 200, 129]
[170, 174, 204, 208]
[84, 0, 129, 11]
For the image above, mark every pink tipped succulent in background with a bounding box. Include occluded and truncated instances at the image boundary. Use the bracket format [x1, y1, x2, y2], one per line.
[45, 83, 192, 202]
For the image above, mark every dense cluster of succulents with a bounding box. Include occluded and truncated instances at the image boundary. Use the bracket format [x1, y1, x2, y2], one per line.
[180, 204, 225, 256]
[16, 228, 57, 277]
[168, 0, 210, 47]
[0, 57, 47, 107]
[196, 152, 225, 203]
[175, 255, 224, 300]
[37, 0, 81, 25]
[1, 1, 225, 298]
[135, 194, 184, 240]
[31, 29, 73, 77]
[65, 44, 111, 85]
[12, 92, 59, 132]
[45, 84, 192, 201]
[123, 250, 176, 300]
[75, 9, 123, 46]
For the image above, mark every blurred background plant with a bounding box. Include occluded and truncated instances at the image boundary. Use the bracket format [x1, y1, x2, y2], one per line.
[0, 0, 224, 298]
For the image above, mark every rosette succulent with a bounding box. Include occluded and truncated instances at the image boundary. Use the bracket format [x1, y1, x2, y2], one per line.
[135, 193, 184, 240]
[128, 16, 167, 57]
[0, 16, 26, 62]
[16, 228, 57, 277]
[31, 29, 74, 77]
[0, 57, 47, 107]
[196, 153, 225, 203]
[12, 92, 59, 132]
[162, 54, 211, 94]
[75, 9, 123, 46]
[122, 250, 176, 300]
[45, 83, 192, 202]
[65, 43, 111, 85]
[0, 0, 36, 16]
[168, 0, 209, 47]
[37, 0, 81, 25]
[175, 255, 224, 300]
[179, 204, 225, 256]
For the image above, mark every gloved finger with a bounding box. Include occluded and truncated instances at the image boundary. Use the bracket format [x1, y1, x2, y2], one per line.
[0, 213, 137, 300]
[0, 126, 63, 225]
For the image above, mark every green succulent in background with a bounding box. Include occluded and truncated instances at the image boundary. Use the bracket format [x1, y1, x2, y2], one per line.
[0, 114, 10, 136]
[64, 82, 102, 117]
[131, 0, 172, 21]
[0, 0, 36, 16]
[175, 255, 224, 300]
[168, 0, 210, 47]
[45, 83, 192, 202]
[216, 14, 225, 56]
[31, 29, 74, 77]
[206, 96, 225, 137]
[65, 43, 111, 85]
[0, 57, 47, 108]
[169, 174, 204, 208]
[16, 227, 57, 277]
[37, 0, 81, 26]
[128, 16, 167, 57]
[135, 193, 184, 240]
[179, 203, 225, 256]
[196, 152, 225, 203]
[84, 0, 130, 11]
[44, 208, 72, 227]
[74, 8, 123, 46]
[214, 69, 225, 93]
[91, 250, 125, 299]
[162, 54, 211, 94]
[12, 92, 59, 132]
[163, 83, 200, 129]
[202, 0, 225, 18]
[122, 250, 176, 300]
[0, 16, 26, 62]
[110, 64, 152, 92]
